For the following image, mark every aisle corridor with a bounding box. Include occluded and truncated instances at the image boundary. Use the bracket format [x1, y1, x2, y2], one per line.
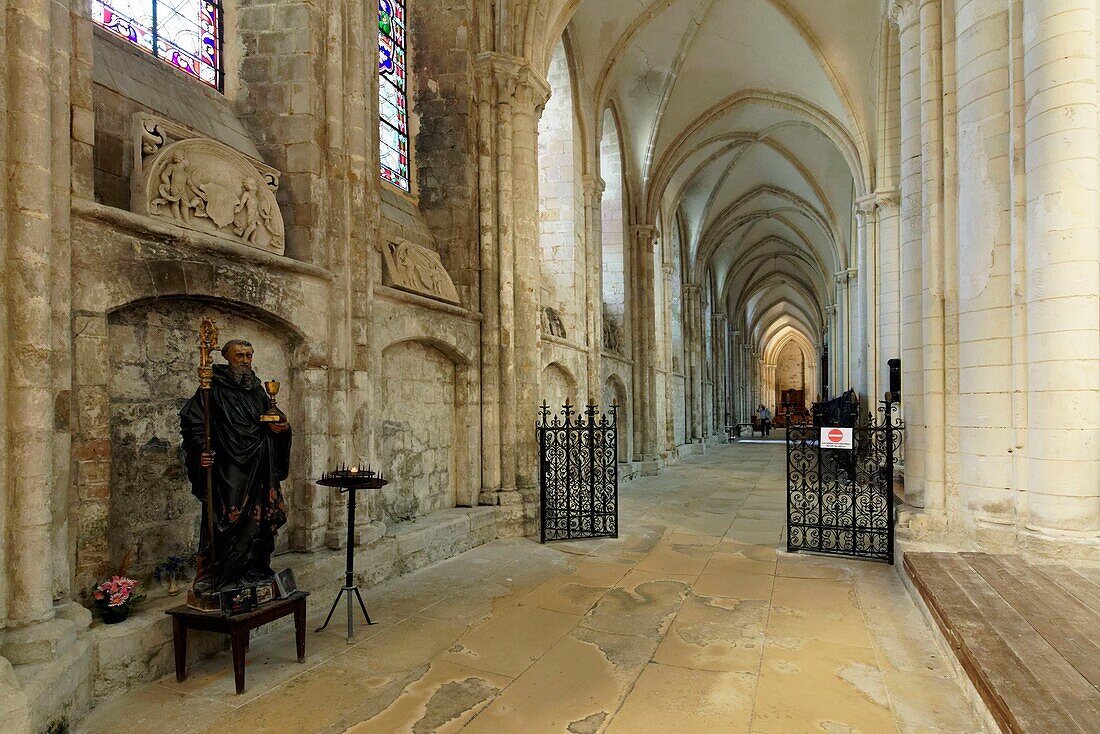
[80, 443, 987, 734]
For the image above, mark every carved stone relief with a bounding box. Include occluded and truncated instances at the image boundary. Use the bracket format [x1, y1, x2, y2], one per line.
[131, 114, 285, 255]
[543, 306, 566, 339]
[603, 311, 623, 353]
[382, 240, 461, 305]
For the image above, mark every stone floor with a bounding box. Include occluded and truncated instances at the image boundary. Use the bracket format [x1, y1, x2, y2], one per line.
[78, 442, 988, 734]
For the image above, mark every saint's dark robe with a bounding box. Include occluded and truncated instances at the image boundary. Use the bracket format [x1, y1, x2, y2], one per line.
[180, 364, 291, 592]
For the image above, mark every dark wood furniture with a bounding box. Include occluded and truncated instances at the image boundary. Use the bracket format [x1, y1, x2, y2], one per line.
[166, 591, 309, 694]
[905, 552, 1100, 733]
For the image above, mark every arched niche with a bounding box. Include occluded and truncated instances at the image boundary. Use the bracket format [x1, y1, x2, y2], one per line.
[376, 340, 466, 520]
[104, 298, 302, 579]
[602, 373, 630, 464]
[541, 362, 578, 415]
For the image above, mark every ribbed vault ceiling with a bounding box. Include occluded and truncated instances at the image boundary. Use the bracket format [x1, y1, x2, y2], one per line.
[552, 0, 882, 354]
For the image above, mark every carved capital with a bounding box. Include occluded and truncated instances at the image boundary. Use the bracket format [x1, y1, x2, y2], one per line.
[582, 174, 606, 202]
[834, 269, 857, 285]
[630, 224, 659, 248]
[479, 53, 551, 116]
[889, 0, 919, 28]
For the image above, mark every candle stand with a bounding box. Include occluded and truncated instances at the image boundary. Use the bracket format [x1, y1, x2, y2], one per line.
[315, 464, 387, 641]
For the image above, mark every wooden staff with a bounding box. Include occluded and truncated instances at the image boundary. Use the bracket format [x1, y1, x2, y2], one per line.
[197, 317, 220, 568]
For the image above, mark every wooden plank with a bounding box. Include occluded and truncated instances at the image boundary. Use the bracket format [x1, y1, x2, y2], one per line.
[948, 554, 1100, 732]
[965, 553, 1100, 692]
[904, 552, 1082, 734]
[1034, 563, 1100, 616]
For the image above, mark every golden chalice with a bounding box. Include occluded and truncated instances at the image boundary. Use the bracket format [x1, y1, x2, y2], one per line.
[260, 380, 283, 423]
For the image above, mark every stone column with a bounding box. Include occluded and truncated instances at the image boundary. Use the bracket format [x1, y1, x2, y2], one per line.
[824, 304, 839, 395]
[492, 60, 519, 495]
[856, 198, 877, 399]
[955, 0, 1015, 530]
[474, 59, 501, 501]
[919, 0, 947, 513]
[714, 313, 729, 429]
[895, 0, 927, 506]
[683, 284, 703, 440]
[833, 270, 855, 393]
[582, 175, 605, 401]
[1022, 0, 1100, 533]
[510, 69, 551, 494]
[2, 0, 83, 665]
[871, 193, 902, 400]
[474, 54, 549, 521]
[630, 224, 659, 460]
[661, 262, 676, 452]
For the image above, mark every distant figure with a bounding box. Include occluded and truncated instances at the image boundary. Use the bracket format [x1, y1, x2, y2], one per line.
[757, 404, 772, 437]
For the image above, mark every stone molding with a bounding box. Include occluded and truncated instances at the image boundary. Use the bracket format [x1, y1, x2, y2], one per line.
[131, 114, 285, 255]
[381, 238, 461, 305]
[71, 198, 333, 283]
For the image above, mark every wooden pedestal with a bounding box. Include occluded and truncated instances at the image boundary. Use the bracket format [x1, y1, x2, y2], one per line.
[166, 591, 309, 694]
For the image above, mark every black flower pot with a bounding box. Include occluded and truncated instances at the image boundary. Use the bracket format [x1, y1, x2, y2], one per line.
[99, 605, 131, 624]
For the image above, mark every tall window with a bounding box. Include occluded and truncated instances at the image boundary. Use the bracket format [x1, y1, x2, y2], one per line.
[378, 0, 410, 191]
[91, 0, 223, 90]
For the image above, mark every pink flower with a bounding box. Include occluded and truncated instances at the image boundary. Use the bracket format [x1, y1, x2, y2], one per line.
[93, 590, 104, 600]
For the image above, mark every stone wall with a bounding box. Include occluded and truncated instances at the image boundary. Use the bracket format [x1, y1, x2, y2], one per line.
[91, 30, 262, 210]
[538, 41, 585, 338]
[672, 376, 687, 446]
[378, 341, 459, 520]
[776, 341, 805, 396]
[600, 109, 627, 331]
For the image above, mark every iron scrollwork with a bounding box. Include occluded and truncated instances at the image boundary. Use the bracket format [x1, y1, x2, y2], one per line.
[787, 399, 903, 563]
[538, 401, 619, 542]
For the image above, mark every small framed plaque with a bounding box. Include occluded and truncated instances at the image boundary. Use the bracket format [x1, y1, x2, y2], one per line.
[275, 568, 298, 599]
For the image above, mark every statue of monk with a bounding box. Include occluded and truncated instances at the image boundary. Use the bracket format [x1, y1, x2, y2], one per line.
[179, 339, 291, 596]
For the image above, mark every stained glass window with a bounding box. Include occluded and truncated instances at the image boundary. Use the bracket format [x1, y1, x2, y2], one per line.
[91, 0, 223, 90]
[379, 0, 410, 191]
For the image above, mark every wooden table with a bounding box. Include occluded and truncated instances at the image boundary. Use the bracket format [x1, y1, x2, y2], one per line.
[166, 591, 309, 694]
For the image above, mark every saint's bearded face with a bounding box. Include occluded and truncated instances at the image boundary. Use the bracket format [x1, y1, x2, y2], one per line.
[224, 343, 256, 387]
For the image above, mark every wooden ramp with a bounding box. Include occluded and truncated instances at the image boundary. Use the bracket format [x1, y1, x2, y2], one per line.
[905, 552, 1100, 733]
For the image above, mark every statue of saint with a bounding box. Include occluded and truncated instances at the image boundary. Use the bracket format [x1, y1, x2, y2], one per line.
[179, 339, 291, 600]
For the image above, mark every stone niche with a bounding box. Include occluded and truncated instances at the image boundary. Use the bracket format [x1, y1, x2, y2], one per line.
[131, 114, 285, 255]
[541, 362, 577, 415]
[602, 374, 630, 463]
[377, 341, 459, 521]
[107, 300, 294, 578]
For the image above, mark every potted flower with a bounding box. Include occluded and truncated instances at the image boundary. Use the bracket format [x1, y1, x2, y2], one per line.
[92, 575, 145, 624]
[153, 554, 194, 596]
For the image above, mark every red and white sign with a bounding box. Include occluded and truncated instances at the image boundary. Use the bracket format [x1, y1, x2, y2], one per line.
[820, 427, 853, 450]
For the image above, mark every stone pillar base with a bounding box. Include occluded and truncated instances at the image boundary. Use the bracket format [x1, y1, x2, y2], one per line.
[0, 659, 31, 734]
[2, 615, 80, 666]
[3, 604, 94, 734]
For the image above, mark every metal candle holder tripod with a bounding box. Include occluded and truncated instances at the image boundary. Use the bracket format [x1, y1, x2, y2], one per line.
[315, 464, 387, 641]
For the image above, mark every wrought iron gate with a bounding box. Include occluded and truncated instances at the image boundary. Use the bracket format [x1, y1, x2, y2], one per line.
[786, 399, 902, 563]
[537, 401, 618, 542]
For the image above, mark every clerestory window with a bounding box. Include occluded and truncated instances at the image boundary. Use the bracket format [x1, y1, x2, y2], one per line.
[91, 0, 223, 90]
[378, 0, 410, 191]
